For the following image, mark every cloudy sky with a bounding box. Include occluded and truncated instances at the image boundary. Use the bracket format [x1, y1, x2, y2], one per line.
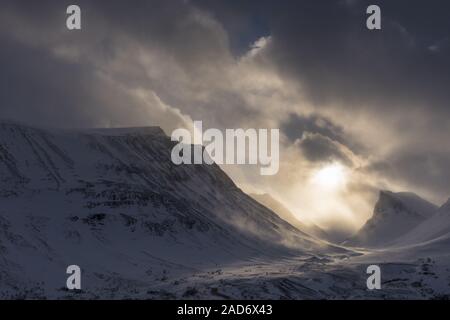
[1, 0, 450, 235]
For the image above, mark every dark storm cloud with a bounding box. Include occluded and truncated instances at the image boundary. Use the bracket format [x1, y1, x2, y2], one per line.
[282, 113, 363, 152]
[2, 0, 450, 208]
[195, 0, 450, 201]
[281, 113, 361, 165]
[268, 1, 450, 114]
[197, 0, 450, 112]
[1, 0, 277, 133]
[5, 0, 449, 127]
[0, 0, 239, 129]
[368, 151, 450, 204]
[283, 113, 346, 144]
[0, 34, 112, 128]
[298, 133, 354, 167]
[0, 31, 186, 130]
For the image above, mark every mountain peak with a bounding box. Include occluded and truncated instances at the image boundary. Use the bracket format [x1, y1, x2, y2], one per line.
[343, 190, 437, 247]
[430, 197, 450, 219]
[440, 198, 450, 211]
[375, 190, 436, 219]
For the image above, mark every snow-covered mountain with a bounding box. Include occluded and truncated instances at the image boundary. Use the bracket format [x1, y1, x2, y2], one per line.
[0, 120, 345, 298]
[4, 120, 450, 299]
[343, 190, 438, 248]
[250, 193, 329, 241]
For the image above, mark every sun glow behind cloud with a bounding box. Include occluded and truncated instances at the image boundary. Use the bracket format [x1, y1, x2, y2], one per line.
[305, 163, 356, 228]
[269, 157, 374, 238]
[312, 163, 347, 190]
[5, 0, 444, 239]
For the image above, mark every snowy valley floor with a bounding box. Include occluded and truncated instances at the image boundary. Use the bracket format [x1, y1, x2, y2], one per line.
[5, 251, 450, 300]
[132, 253, 450, 300]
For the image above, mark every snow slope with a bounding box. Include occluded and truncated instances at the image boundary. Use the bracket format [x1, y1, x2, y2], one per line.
[391, 198, 450, 247]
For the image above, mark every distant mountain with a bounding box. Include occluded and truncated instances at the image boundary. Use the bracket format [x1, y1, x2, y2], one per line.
[343, 190, 437, 248]
[0, 120, 345, 298]
[250, 193, 329, 241]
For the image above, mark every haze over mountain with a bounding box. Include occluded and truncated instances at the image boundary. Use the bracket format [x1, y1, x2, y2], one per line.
[250, 193, 329, 241]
